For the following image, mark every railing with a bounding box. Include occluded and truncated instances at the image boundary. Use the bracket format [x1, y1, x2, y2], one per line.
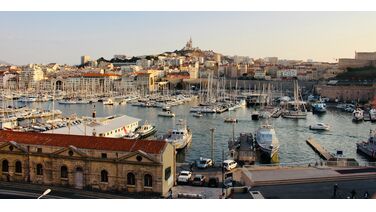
[243, 161, 376, 169]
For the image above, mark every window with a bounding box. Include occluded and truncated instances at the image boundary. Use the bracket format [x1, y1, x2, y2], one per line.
[164, 167, 171, 181]
[2, 160, 9, 173]
[68, 150, 74, 156]
[144, 174, 152, 187]
[15, 161, 22, 173]
[61, 166, 68, 178]
[37, 148, 42, 153]
[101, 153, 107, 159]
[36, 164, 43, 175]
[101, 170, 108, 182]
[127, 173, 135, 185]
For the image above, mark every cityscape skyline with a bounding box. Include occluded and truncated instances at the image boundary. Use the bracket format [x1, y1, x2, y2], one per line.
[1, 12, 376, 65]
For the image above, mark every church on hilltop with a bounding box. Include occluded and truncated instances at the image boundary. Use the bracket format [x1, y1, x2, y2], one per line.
[182, 37, 199, 51]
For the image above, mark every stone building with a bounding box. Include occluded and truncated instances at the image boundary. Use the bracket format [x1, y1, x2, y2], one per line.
[315, 83, 376, 102]
[0, 131, 175, 197]
[338, 51, 376, 69]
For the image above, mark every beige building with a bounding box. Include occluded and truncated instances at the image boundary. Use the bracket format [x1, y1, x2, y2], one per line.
[0, 131, 176, 197]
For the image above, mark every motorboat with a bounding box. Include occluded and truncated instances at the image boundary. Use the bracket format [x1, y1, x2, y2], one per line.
[369, 109, 376, 122]
[309, 123, 330, 131]
[123, 132, 140, 140]
[103, 98, 115, 105]
[160, 119, 192, 150]
[158, 110, 175, 118]
[251, 111, 260, 120]
[282, 110, 307, 119]
[224, 117, 238, 123]
[136, 121, 157, 138]
[312, 102, 327, 113]
[352, 108, 364, 122]
[255, 123, 280, 159]
[356, 129, 376, 159]
[193, 112, 203, 117]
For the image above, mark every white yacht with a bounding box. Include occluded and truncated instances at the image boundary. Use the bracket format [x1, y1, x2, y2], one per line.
[193, 111, 203, 117]
[158, 110, 175, 118]
[369, 109, 376, 122]
[136, 121, 157, 138]
[161, 119, 192, 150]
[352, 108, 364, 122]
[309, 123, 330, 131]
[103, 98, 115, 105]
[123, 132, 140, 140]
[255, 123, 280, 159]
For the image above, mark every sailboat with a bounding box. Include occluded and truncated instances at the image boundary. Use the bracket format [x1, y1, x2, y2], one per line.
[282, 80, 307, 119]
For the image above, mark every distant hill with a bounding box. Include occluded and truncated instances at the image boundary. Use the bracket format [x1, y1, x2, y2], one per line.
[334, 66, 376, 81]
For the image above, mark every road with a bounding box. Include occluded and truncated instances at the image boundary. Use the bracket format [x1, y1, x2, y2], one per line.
[249, 179, 376, 199]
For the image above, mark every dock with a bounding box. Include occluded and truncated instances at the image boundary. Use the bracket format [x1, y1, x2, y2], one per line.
[306, 137, 334, 160]
[229, 133, 256, 165]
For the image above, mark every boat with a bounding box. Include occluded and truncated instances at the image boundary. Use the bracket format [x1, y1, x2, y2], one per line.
[312, 102, 327, 113]
[352, 108, 364, 122]
[309, 123, 330, 131]
[158, 110, 175, 118]
[58, 99, 77, 104]
[282, 80, 307, 119]
[160, 119, 192, 150]
[255, 122, 280, 159]
[369, 109, 376, 122]
[193, 112, 203, 117]
[224, 117, 238, 123]
[103, 98, 115, 105]
[123, 132, 140, 140]
[251, 111, 260, 120]
[136, 121, 157, 138]
[356, 129, 376, 159]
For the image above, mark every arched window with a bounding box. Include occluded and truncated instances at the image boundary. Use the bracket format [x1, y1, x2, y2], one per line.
[2, 160, 9, 173]
[144, 174, 152, 187]
[36, 164, 43, 175]
[127, 173, 135, 185]
[101, 170, 108, 182]
[61, 166, 68, 178]
[15, 161, 22, 173]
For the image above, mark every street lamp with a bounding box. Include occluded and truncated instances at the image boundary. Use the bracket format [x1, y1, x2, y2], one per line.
[37, 188, 51, 199]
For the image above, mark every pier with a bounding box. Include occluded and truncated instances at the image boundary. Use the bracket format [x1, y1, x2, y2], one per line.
[306, 137, 334, 160]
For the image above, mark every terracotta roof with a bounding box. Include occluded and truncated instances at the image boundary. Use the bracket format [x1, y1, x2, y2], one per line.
[0, 131, 166, 154]
[82, 73, 121, 77]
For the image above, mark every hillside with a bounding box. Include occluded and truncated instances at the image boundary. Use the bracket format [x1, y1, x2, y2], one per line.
[335, 66, 376, 81]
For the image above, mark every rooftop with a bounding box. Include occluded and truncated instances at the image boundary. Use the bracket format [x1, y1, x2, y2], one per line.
[43, 115, 141, 136]
[0, 130, 167, 154]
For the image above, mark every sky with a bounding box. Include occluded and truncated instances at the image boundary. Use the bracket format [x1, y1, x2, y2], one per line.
[0, 12, 376, 65]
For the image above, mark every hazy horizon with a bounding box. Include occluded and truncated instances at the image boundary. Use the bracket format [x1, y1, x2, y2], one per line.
[1, 12, 376, 65]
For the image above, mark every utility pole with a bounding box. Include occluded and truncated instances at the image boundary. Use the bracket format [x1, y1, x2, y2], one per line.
[210, 128, 215, 163]
[221, 148, 225, 196]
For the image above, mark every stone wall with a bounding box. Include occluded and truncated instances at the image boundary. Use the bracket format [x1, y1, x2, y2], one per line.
[315, 84, 376, 102]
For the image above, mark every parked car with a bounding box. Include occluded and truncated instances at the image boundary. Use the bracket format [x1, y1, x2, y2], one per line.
[177, 170, 192, 184]
[196, 157, 213, 169]
[223, 159, 237, 171]
[192, 174, 206, 186]
[208, 177, 219, 188]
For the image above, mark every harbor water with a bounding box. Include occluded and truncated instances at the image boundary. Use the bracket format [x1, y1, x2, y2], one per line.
[2, 99, 375, 165]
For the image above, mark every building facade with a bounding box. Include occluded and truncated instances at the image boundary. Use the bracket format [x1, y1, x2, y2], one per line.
[0, 131, 175, 197]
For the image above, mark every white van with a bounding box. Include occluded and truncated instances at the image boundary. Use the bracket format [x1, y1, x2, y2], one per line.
[223, 160, 237, 171]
